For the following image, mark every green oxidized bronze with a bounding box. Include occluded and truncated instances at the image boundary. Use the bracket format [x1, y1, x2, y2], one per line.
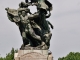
[5, 0, 53, 50]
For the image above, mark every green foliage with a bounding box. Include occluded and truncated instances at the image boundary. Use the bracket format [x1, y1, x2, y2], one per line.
[0, 48, 18, 60]
[58, 52, 80, 60]
[0, 57, 4, 60]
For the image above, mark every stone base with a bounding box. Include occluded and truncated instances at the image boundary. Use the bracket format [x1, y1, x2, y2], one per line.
[20, 44, 49, 50]
[14, 50, 53, 60]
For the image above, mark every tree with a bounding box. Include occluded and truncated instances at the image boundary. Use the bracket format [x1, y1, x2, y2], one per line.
[0, 48, 18, 60]
[0, 57, 4, 60]
[58, 52, 80, 60]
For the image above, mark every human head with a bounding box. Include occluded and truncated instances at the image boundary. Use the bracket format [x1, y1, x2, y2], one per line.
[22, 11, 26, 16]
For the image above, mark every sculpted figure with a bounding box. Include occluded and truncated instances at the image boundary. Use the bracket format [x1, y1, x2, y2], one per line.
[18, 9, 43, 46]
[27, 0, 53, 49]
[18, 2, 46, 47]
[5, 0, 53, 49]
[5, 7, 43, 47]
[24, 0, 53, 49]
[5, 3, 46, 48]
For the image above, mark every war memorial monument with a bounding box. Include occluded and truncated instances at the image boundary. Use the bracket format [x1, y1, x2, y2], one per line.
[5, 0, 53, 60]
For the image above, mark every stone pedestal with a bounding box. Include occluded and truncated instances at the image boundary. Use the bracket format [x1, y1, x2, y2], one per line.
[14, 50, 53, 60]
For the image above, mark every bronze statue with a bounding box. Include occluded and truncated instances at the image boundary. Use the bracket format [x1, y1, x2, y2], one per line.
[5, 1, 53, 49]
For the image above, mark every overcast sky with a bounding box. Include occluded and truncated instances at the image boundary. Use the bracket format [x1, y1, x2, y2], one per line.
[0, 0, 80, 60]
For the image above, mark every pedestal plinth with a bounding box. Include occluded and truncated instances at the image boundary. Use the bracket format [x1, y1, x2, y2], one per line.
[14, 50, 53, 60]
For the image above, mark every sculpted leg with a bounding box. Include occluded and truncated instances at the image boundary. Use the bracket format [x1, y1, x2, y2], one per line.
[43, 32, 52, 49]
[22, 32, 30, 46]
[26, 24, 41, 41]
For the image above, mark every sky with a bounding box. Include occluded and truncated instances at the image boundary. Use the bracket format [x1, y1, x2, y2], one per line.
[0, 0, 80, 60]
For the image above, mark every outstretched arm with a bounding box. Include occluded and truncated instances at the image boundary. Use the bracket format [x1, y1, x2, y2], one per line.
[28, 12, 39, 20]
[18, 8, 29, 12]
